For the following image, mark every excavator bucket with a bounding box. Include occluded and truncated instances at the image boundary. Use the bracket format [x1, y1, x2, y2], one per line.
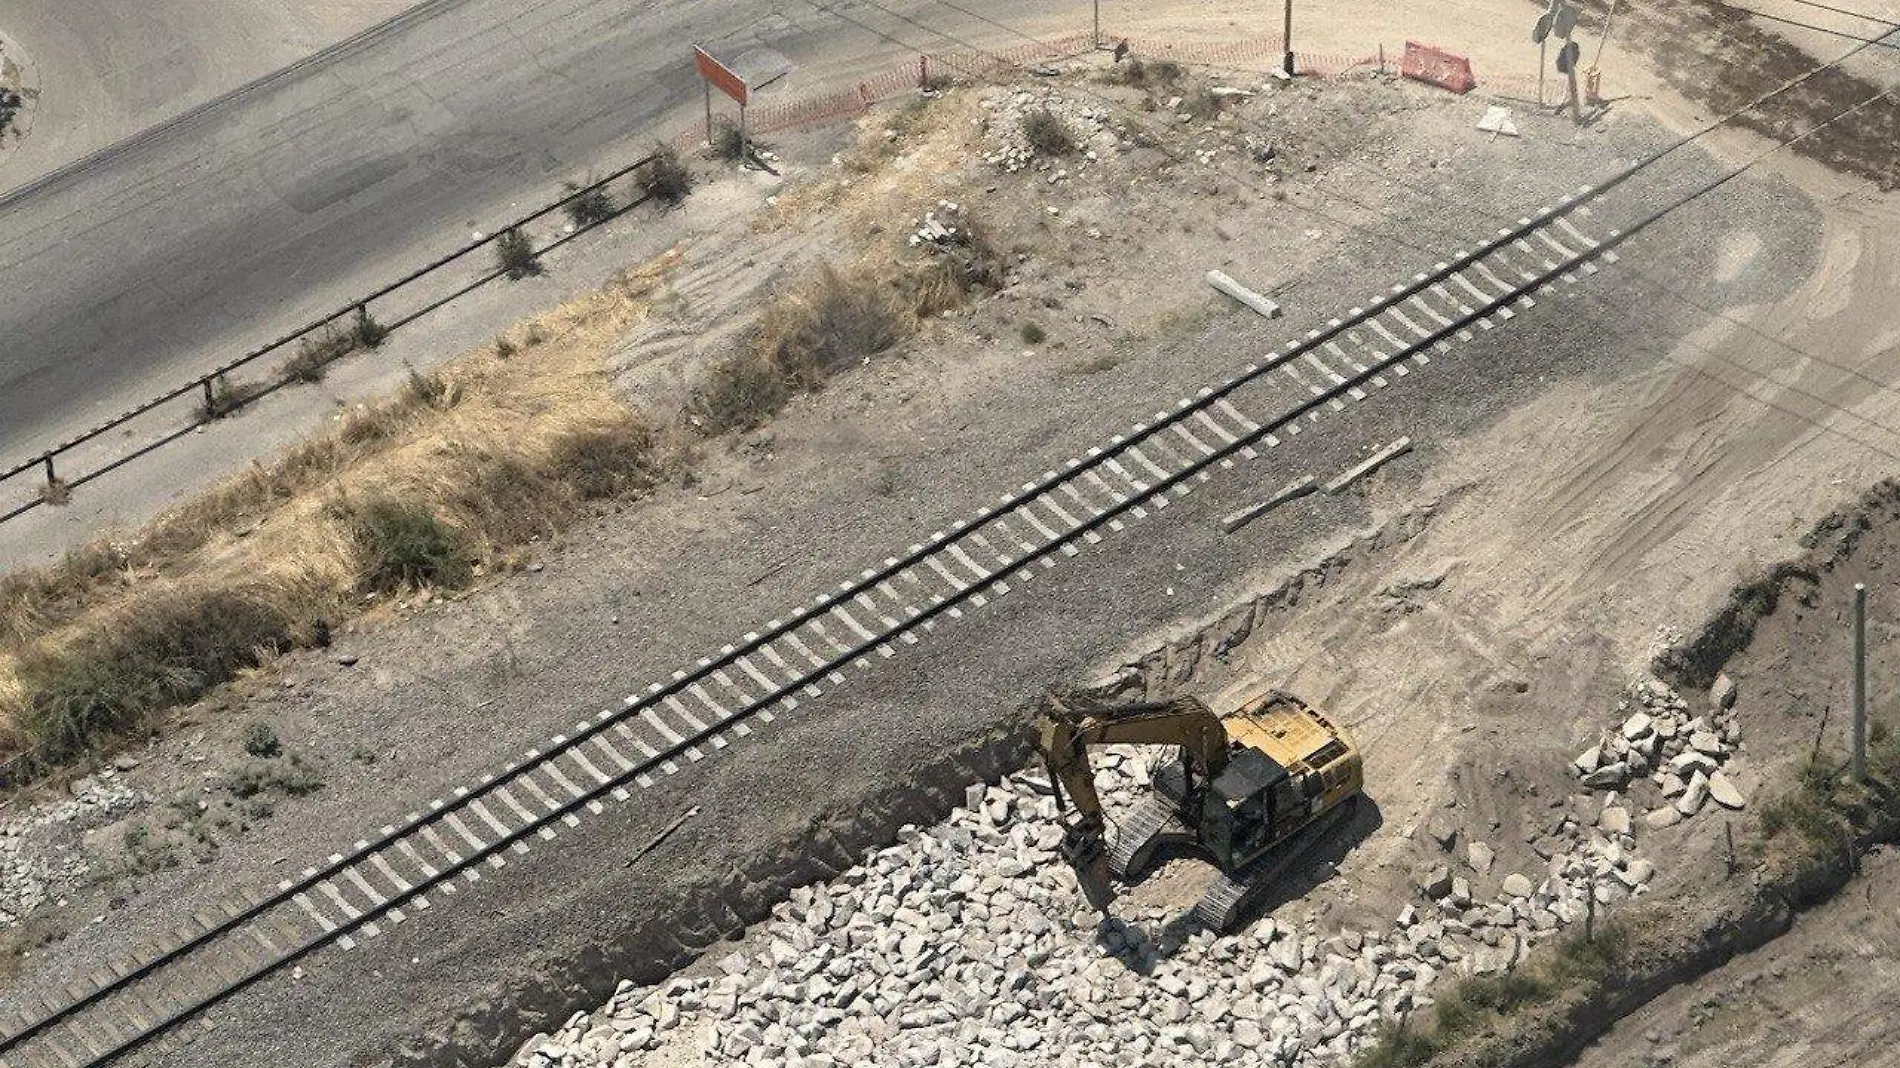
[1059, 824, 1116, 912]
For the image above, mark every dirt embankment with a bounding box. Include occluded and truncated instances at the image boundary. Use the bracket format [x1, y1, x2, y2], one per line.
[1369, 478, 1900, 1068]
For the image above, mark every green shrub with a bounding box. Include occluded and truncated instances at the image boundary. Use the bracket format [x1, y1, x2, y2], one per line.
[282, 330, 355, 384]
[640, 149, 693, 204]
[1020, 322, 1047, 345]
[562, 181, 617, 227]
[351, 306, 389, 349]
[15, 588, 302, 762]
[547, 420, 664, 500]
[709, 120, 750, 162]
[1022, 108, 1077, 155]
[495, 227, 540, 279]
[199, 374, 266, 420]
[688, 351, 794, 435]
[343, 496, 473, 592]
[243, 721, 281, 758]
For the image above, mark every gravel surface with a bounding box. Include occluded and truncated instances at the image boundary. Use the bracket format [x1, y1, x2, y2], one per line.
[505, 679, 1734, 1068]
[0, 54, 1830, 1068]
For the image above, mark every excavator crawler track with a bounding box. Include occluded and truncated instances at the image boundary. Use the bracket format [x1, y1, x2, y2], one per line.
[1107, 797, 1192, 879]
[1193, 797, 1360, 932]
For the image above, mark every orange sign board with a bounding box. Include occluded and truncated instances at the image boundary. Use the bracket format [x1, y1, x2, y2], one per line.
[694, 46, 749, 106]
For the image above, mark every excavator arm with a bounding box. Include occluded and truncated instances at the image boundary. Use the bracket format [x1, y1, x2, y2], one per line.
[1036, 692, 1230, 911]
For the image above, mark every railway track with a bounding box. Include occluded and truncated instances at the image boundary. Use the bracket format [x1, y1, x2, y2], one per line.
[16, 127, 1791, 1063]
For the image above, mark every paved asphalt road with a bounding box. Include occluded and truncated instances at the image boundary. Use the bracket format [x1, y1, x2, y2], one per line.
[0, 0, 1069, 472]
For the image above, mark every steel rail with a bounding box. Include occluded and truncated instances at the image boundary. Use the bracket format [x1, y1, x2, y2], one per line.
[37, 187, 1631, 1068]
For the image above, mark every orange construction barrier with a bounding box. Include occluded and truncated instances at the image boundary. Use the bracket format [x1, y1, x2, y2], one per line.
[1400, 41, 1476, 94]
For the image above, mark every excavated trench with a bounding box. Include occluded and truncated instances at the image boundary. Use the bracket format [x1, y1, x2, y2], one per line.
[386, 507, 1442, 1067]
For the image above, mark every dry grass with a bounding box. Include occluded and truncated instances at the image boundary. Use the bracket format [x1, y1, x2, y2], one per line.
[0, 255, 686, 770]
[0, 81, 1005, 779]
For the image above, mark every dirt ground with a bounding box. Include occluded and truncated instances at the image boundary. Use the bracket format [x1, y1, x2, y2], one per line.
[3, 0, 1900, 1065]
[1575, 845, 1900, 1068]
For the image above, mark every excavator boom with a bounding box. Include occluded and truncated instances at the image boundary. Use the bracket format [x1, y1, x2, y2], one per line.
[1036, 693, 1230, 910]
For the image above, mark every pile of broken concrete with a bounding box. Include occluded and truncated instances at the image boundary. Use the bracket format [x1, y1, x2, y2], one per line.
[1572, 676, 1746, 827]
[511, 742, 1666, 1068]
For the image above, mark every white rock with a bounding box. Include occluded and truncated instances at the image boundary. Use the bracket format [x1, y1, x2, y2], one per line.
[1500, 873, 1533, 899]
[1675, 770, 1709, 817]
[1707, 771, 1746, 810]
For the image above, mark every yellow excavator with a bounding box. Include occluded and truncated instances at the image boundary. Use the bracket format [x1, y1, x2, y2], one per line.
[1037, 689, 1364, 931]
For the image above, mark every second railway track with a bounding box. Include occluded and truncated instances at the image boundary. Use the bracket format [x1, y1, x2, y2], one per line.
[8, 134, 1770, 1066]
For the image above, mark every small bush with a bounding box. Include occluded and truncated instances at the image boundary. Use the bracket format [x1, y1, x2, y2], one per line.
[495, 227, 540, 279]
[343, 496, 474, 593]
[400, 367, 456, 411]
[38, 476, 71, 507]
[688, 351, 794, 435]
[0, 88, 22, 135]
[905, 215, 1004, 318]
[494, 334, 517, 358]
[351, 306, 389, 350]
[223, 754, 323, 799]
[1103, 56, 1185, 89]
[709, 120, 750, 162]
[242, 721, 281, 758]
[562, 180, 617, 227]
[757, 264, 906, 387]
[547, 419, 664, 500]
[640, 149, 692, 204]
[1020, 322, 1047, 345]
[1022, 108, 1077, 155]
[1178, 86, 1225, 120]
[282, 330, 354, 384]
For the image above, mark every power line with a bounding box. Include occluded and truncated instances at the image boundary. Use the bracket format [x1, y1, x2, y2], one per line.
[902, 0, 1900, 434]
[806, 0, 1900, 466]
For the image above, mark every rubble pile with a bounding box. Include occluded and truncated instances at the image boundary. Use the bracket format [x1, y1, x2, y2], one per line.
[0, 770, 140, 926]
[512, 748, 1662, 1068]
[1571, 676, 1747, 828]
[977, 89, 1115, 174]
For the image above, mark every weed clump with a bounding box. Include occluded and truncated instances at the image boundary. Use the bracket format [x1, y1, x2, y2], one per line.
[399, 367, 457, 412]
[1020, 322, 1047, 345]
[283, 330, 355, 384]
[1021, 107, 1077, 155]
[709, 120, 751, 162]
[1102, 56, 1184, 88]
[242, 721, 281, 758]
[562, 180, 617, 227]
[199, 374, 266, 420]
[690, 265, 905, 433]
[495, 227, 540, 279]
[341, 496, 473, 593]
[546, 419, 664, 500]
[640, 148, 693, 204]
[13, 587, 306, 763]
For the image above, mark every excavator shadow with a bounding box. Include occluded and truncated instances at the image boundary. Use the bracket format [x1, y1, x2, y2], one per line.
[1093, 795, 1386, 970]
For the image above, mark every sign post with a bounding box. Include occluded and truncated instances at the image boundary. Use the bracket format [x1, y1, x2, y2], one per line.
[1282, 0, 1296, 78]
[692, 45, 751, 154]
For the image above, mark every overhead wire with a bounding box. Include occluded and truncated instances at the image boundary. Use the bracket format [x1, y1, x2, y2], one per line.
[805, 0, 1900, 463]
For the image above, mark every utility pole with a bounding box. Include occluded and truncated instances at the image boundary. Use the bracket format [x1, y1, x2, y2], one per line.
[1854, 583, 1869, 782]
[1282, 0, 1296, 78]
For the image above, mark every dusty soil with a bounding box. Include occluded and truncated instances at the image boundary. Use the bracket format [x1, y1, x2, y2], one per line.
[1570, 847, 1900, 1068]
[0, 47, 1744, 1066]
[1, 0, 1898, 1065]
